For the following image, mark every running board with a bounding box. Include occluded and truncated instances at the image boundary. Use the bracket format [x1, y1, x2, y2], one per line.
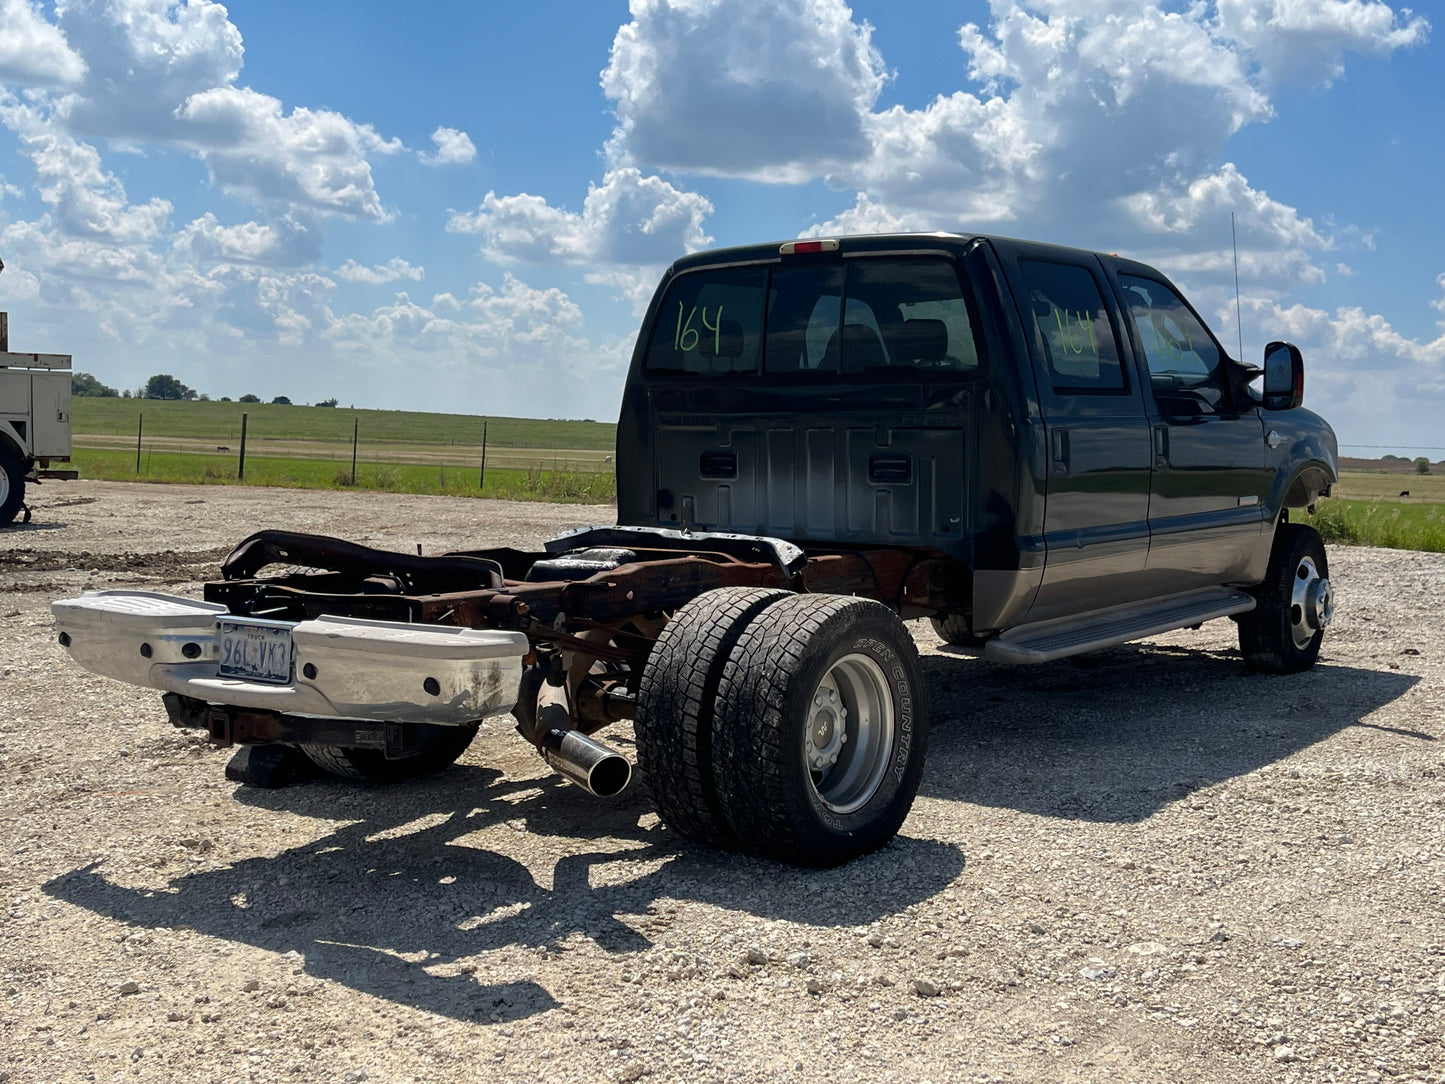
[984, 587, 1257, 664]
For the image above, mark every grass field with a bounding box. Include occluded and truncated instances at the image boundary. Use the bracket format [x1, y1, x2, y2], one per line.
[1308, 497, 1445, 553]
[73, 448, 617, 504]
[72, 398, 617, 450]
[1331, 470, 1445, 501]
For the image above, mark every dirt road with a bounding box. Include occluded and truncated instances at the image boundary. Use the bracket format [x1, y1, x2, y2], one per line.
[2, 481, 1442, 1083]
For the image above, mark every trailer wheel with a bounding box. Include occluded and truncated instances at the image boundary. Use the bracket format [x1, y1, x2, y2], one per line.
[634, 587, 788, 847]
[1238, 523, 1332, 674]
[0, 443, 25, 528]
[712, 594, 927, 867]
[298, 723, 478, 782]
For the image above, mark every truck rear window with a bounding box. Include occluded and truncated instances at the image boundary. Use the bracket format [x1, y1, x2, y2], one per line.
[644, 257, 980, 377]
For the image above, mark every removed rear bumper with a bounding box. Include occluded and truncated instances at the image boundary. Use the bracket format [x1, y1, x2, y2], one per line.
[51, 590, 527, 725]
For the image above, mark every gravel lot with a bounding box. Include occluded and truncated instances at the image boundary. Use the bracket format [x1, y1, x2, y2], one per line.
[2, 480, 1443, 1084]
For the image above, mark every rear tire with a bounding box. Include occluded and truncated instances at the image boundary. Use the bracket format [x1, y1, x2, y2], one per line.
[634, 587, 788, 848]
[712, 594, 927, 867]
[299, 723, 478, 782]
[1239, 524, 1332, 673]
[0, 444, 25, 528]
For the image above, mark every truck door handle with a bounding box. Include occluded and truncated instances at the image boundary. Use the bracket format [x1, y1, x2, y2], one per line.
[1050, 429, 1069, 470]
[1153, 424, 1169, 465]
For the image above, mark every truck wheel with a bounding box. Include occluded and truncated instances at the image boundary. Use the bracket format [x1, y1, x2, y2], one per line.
[634, 587, 789, 848]
[298, 723, 478, 782]
[0, 444, 25, 528]
[712, 594, 928, 867]
[929, 612, 985, 647]
[1238, 524, 1333, 674]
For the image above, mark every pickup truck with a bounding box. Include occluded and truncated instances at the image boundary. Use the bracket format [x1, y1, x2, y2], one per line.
[1, 308, 78, 526]
[52, 232, 1338, 866]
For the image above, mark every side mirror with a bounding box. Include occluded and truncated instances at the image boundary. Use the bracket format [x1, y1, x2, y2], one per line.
[1262, 340, 1304, 411]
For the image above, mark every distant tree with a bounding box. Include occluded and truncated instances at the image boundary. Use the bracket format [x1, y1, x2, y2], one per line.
[72, 372, 119, 397]
[219, 396, 233, 402]
[121, 389, 131, 398]
[271, 395, 292, 405]
[1415, 457, 1431, 475]
[238, 393, 261, 403]
[314, 397, 339, 408]
[1381, 454, 1400, 461]
[198, 393, 211, 401]
[143, 373, 198, 400]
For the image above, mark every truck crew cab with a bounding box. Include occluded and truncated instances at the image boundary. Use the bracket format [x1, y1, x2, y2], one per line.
[53, 233, 1338, 866]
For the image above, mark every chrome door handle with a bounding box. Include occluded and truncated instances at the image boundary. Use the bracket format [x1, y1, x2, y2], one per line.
[1266, 429, 1284, 449]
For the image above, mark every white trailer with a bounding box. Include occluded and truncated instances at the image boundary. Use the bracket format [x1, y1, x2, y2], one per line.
[0, 310, 78, 526]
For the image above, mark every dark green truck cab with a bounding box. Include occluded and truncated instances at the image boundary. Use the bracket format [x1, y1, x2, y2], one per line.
[51, 232, 1340, 868]
[617, 232, 1337, 668]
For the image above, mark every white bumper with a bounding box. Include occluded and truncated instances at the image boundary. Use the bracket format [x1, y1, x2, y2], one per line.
[51, 591, 528, 725]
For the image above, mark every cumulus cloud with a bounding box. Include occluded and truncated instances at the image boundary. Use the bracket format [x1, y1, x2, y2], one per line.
[601, 0, 887, 182]
[171, 212, 322, 268]
[422, 126, 476, 166]
[5, 0, 402, 223]
[449, 167, 712, 299]
[0, 0, 86, 86]
[333, 258, 426, 285]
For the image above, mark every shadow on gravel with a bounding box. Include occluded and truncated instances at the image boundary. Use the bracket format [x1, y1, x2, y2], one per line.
[918, 643, 1422, 822]
[44, 765, 963, 1024]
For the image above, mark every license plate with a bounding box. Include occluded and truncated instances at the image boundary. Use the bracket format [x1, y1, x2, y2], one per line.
[217, 618, 294, 684]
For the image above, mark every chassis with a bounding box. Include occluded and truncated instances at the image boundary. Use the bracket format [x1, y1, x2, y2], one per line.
[54, 524, 959, 865]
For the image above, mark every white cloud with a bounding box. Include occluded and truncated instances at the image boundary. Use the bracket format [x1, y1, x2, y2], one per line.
[175, 87, 400, 220]
[449, 166, 713, 269]
[0, 0, 86, 86]
[7, 0, 402, 223]
[173, 212, 320, 267]
[601, 0, 887, 182]
[422, 126, 476, 166]
[333, 258, 425, 285]
[0, 97, 171, 244]
[1213, 0, 1428, 86]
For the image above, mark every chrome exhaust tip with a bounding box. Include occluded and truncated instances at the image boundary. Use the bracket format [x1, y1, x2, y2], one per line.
[541, 727, 632, 797]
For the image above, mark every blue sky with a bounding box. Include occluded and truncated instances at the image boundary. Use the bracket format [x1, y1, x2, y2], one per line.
[0, 0, 1441, 455]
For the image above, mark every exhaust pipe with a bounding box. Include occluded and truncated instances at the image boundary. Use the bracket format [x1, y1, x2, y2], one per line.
[541, 727, 632, 797]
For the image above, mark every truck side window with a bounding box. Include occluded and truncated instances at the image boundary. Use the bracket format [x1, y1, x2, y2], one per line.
[644, 267, 766, 374]
[1018, 259, 1126, 393]
[1118, 274, 1226, 414]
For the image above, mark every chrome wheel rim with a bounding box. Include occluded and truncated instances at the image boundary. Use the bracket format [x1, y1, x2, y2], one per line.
[804, 653, 895, 815]
[0, 470, 8, 505]
[1290, 556, 1332, 650]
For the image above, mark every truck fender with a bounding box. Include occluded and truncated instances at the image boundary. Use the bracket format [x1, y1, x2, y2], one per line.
[1266, 434, 1337, 519]
[0, 420, 29, 463]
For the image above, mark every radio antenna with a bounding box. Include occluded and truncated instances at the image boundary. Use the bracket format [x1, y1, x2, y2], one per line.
[1231, 212, 1244, 361]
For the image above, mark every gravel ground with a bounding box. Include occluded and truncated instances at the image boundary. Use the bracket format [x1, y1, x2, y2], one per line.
[2, 480, 1443, 1084]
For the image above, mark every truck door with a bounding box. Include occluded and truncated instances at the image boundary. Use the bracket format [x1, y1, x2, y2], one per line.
[1112, 271, 1268, 589]
[1008, 255, 1154, 621]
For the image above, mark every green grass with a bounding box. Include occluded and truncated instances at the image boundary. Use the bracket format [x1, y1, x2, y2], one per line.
[72, 397, 617, 450]
[1333, 469, 1445, 501]
[74, 448, 617, 504]
[1307, 498, 1445, 553]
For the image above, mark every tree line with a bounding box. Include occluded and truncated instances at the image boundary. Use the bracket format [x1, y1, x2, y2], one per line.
[72, 372, 337, 407]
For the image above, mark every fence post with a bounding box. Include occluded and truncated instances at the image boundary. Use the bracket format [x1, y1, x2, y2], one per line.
[351, 416, 359, 485]
[135, 413, 143, 474]
[238, 412, 248, 480]
[479, 419, 488, 490]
